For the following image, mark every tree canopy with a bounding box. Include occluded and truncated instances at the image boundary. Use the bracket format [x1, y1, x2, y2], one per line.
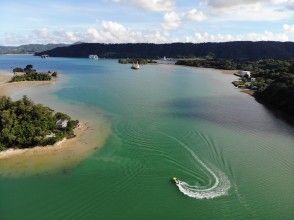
[0, 96, 78, 151]
[10, 64, 58, 82]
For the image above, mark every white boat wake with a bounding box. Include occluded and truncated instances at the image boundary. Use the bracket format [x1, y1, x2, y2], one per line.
[162, 133, 231, 199]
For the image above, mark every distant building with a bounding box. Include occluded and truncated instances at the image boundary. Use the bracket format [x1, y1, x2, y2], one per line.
[239, 70, 251, 78]
[56, 119, 68, 129]
[89, 55, 99, 59]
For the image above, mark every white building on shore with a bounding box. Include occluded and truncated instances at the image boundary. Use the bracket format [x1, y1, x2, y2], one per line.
[56, 119, 68, 129]
[89, 55, 99, 59]
[239, 70, 251, 78]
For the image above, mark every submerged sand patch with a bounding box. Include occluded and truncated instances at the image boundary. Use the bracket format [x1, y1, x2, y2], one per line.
[0, 73, 56, 96]
[0, 72, 111, 177]
[0, 121, 110, 177]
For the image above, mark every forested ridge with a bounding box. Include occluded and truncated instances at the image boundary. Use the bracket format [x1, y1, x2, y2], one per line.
[36, 41, 294, 60]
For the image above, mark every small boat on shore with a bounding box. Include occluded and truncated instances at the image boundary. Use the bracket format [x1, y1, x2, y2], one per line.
[131, 62, 140, 70]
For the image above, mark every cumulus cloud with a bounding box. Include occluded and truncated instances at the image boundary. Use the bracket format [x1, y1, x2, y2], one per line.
[203, 0, 292, 8]
[86, 21, 168, 43]
[162, 11, 181, 30]
[4, 28, 80, 45]
[3, 21, 168, 45]
[286, 0, 294, 9]
[113, 0, 174, 12]
[202, 1, 291, 21]
[2, 20, 294, 45]
[202, 0, 294, 14]
[186, 9, 206, 22]
[203, 0, 267, 8]
[283, 24, 294, 33]
[185, 28, 291, 43]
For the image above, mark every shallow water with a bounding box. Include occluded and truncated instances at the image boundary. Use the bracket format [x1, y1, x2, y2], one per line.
[0, 55, 293, 220]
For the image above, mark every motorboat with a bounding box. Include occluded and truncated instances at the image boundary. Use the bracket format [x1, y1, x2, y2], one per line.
[131, 62, 140, 70]
[172, 177, 179, 184]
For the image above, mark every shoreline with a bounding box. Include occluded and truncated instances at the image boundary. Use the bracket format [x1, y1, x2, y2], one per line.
[0, 122, 87, 160]
[0, 71, 110, 177]
[0, 73, 56, 96]
[173, 64, 255, 95]
[173, 63, 238, 75]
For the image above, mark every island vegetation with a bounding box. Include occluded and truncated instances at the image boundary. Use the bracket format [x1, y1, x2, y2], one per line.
[0, 96, 78, 151]
[176, 59, 294, 116]
[118, 58, 157, 65]
[10, 64, 58, 82]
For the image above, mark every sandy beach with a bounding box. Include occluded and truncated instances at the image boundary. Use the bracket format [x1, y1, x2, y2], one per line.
[176, 65, 238, 75]
[221, 69, 238, 75]
[0, 72, 56, 96]
[0, 72, 110, 177]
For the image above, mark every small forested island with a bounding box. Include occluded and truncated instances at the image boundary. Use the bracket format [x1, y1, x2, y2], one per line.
[10, 64, 58, 82]
[176, 59, 294, 116]
[0, 96, 78, 151]
[118, 58, 157, 65]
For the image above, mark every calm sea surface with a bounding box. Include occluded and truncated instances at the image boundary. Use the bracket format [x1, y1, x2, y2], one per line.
[0, 55, 293, 220]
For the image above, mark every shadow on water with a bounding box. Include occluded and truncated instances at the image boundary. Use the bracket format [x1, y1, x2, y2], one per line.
[161, 95, 294, 136]
[254, 96, 294, 127]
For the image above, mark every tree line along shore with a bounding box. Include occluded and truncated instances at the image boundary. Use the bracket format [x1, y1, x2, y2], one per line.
[175, 59, 294, 116]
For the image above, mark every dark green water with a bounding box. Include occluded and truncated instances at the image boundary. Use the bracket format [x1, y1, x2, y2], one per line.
[0, 55, 294, 219]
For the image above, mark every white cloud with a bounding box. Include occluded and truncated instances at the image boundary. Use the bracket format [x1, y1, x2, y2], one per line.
[287, 0, 294, 9]
[185, 30, 289, 43]
[162, 11, 181, 30]
[113, 0, 174, 12]
[86, 21, 167, 43]
[4, 28, 81, 45]
[203, 0, 266, 8]
[208, 3, 290, 21]
[200, 0, 293, 21]
[3, 21, 168, 45]
[283, 24, 294, 33]
[2, 20, 294, 45]
[186, 9, 206, 22]
[203, 0, 290, 8]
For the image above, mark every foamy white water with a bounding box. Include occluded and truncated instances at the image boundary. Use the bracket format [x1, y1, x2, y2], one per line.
[162, 133, 231, 199]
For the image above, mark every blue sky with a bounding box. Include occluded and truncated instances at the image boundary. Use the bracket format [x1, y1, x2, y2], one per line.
[0, 0, 293, 45]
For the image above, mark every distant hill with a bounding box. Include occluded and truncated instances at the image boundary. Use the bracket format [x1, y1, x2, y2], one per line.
[0, 44, 68, 54]
[36, 41, 294, 60]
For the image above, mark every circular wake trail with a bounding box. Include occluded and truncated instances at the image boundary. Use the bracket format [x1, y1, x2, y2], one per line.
[162, 133, 231, 199]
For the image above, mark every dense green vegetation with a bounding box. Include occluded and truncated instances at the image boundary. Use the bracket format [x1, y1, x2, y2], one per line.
[37, 41, 294, 60]
[0, 96, 78, 151]
[118, 58, 157, 65]
[10, 64, 57, 82]
[176, 59, 294, 115]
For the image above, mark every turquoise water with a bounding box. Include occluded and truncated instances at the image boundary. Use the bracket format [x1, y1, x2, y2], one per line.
[0, 55, 294, 219]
